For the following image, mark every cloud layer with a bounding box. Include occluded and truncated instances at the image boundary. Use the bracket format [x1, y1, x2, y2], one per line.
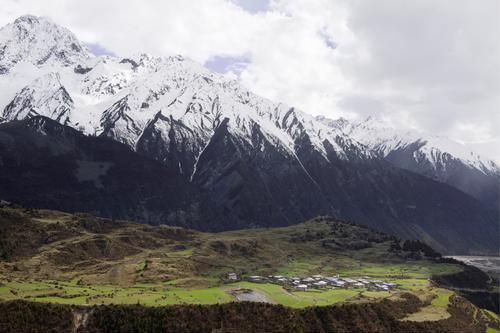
[1, 0, 498, 159]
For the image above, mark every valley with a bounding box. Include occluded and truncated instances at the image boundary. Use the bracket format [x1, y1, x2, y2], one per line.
[0, 12, 498, 333]
[448, 256, 500, 275]
[0, 203, 498, 332]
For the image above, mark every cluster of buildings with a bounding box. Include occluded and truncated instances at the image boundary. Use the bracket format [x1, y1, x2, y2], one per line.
[227, 273, 397, 292]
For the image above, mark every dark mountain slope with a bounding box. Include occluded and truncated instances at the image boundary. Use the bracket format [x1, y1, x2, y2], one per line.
[190, 119, 499, 254]
[191, 118, 333, 229]
[0, 116, 219, 229]
[296, 134, 498, 254]
[385, 144, 499, 208]
[0, 117, 498, 254]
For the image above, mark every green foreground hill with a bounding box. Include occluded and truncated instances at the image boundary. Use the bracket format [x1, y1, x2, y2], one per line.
[0, 203, 498, 332]
[0, 202, 456, 287]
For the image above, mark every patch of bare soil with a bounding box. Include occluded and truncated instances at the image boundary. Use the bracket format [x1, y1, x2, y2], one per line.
[229, 288, 271, 303]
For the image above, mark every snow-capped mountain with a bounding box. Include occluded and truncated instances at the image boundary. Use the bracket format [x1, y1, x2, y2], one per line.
[0, 15, 90, 74]
[0, 15, 498, 254]
[316, 116, 499, 206]
[0, 16, 371, 171]
[3, 72, 74, 124]
[341, 116, 499, 176]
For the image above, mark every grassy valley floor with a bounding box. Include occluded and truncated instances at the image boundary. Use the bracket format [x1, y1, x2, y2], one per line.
[0, 263, 460, 308]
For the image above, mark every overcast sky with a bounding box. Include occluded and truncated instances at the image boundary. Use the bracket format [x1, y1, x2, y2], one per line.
[1, 0, 499, 160]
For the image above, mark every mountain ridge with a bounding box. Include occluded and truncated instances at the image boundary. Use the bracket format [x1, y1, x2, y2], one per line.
[1, 15, 497, 176]
[0, 15, 498, 254]
[316, 115, 499, 206]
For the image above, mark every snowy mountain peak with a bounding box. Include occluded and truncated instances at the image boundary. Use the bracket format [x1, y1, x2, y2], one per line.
[315, 115, 349, 131]
[331, 115, 500, 177]
[13, 14, 40, 27]
[3, 72, 74, 124]
[0, 15, 91, 74]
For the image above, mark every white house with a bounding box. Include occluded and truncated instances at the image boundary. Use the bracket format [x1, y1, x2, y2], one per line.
[334, 280, 346, 287]
[314, 281, 328, 288]
[248, 275, 263, 282]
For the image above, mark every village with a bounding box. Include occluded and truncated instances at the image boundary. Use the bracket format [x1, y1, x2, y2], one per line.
[226, 273, 398, 292]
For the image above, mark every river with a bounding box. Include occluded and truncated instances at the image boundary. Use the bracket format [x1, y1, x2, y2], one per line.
[447, 256, 500, 274]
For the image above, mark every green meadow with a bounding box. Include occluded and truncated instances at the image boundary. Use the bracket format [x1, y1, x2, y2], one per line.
[0, 278, 402, 308]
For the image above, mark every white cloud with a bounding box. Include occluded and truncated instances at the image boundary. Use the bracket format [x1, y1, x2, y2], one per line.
[0, 0, 260, 63]
[0, 0, 498, 160]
